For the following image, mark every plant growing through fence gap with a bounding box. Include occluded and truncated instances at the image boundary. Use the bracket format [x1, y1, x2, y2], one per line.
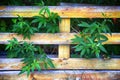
[5, 6, 60, 76]
[5, 38, 55, 76]
[31, 6, 61, 33]
[72, 19, 112, 58]
[12, 16, 38, 39]
[12, 7, 61, 40]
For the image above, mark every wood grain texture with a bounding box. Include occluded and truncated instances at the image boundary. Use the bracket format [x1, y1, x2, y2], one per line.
[0, 33, 74, 44]
[0, 6, 120, 18]
[0, 71, 120, 80]
[59, 18, 70, 58]
[0, 58, 120, 70]
[0, 33, 120, 44]
[0, 71, 28, 80]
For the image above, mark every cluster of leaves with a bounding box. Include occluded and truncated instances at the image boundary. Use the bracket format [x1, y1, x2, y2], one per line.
[12, 7, 61, 39]
[72, 19, 112, 58]
[5, 38, 54, 76]
[12, 16, 37, 39]
[32, 6, 61, 33]
[3, 6, 60, 76]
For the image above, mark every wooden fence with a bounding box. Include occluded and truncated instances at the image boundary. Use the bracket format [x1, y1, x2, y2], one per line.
[0, 6, 120, 80]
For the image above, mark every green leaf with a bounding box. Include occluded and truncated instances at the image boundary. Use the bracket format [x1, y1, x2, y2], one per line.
[45, 6, 50, 16]
[80, 49, 86, 57]
[31, 65, 35, 72]
[75, 46, 83, 52]
[12, 19, 17, 24]
[96, 53, 100, 58]
[27, 70, 30, 77]
[31, 18, 40, 23]
[99, 45, 107, 53]
[87, 37, 93, 44]
[18, 69, 25, 75]
[47, 58, 55, 68]
[44, 63, 48, 69]
[39, 7, 46, 14]
[38, 22, 43, 28]
[78, 21, 90, 27]
[5, 45, 10, 50]
[71, 35, 83, 43]
[99, 34, 108, 42]
[35, 63, 41, 71]
[106, 26, 112, 36]
[86, 48, 90, 54]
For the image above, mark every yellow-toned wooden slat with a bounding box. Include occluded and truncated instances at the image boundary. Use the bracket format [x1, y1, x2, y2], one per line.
[0, 33, 120, 44]
[0, 58, 120, 70]
[0, 71, 120, 80]
[0, 6, 120, 18]
[104, 33, 120, 44]
[59, 18, 70, 58]
[0, 71, 28, 80]
[0, 33, 74, 44]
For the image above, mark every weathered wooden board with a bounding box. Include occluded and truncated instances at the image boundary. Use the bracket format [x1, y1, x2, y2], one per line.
[0, 6, 120, 18]
[59, 2, 95, 6]
[59, 18, 70, 58]
[0, 33, 120, 44]
[0, 58, 120, 70]
[0, 71, 28, 80]
[0, 33, 74, 44]
[0, 71, 120, 80]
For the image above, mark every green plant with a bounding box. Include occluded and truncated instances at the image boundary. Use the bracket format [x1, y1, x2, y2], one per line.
[5, 38, 55, 76]
[12, 16, 37, 39]
[5, 6, 61, 76]
[31, 6, 61, 33]
[72, 19, 112, 58]
[12, 7, 61, 39]
[5, 38, 36, 58]
[0, 20, 7, 32]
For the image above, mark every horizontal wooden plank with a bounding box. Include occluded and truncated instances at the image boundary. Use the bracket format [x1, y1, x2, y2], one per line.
[0, 58, 120, 70]
[104, 33, 120, 44]
[0, 71, 28, 80]
[0, 33, 120, 44]
[0, 33, 74, 44]
[0, 6, 120, 18]
[59, 2, 95, 6]
[0, 71, 120, 80]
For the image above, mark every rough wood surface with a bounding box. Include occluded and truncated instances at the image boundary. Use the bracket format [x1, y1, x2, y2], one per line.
[0, 71, 120, 80]
[0, 6, 120, 18]
[59, 2, 94, 6]
[0, 71, 28, 80]
[0, 33, 120, 44]
[0, 33, 74, 44]
[59, 18, 70, 58]
[0, 58, 120, 70]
